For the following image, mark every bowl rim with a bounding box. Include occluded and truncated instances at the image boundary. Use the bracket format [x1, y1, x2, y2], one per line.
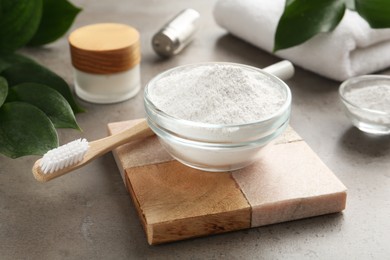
[144, 62, 292, 129]
[339, 74, 390, 116]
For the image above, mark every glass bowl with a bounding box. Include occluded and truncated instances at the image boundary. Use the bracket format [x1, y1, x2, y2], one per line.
[144, 62, 292, 172]
[339, 75, 390, 135]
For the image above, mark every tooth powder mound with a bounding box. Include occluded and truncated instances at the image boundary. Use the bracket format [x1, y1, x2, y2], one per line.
[148, 64, 286, 125]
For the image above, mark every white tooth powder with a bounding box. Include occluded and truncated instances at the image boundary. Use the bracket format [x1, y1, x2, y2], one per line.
[342, 84, 390, 134]
[344, 85, 390, 113]
[148, 64, 285, 125]
[146, 63, 290, 171]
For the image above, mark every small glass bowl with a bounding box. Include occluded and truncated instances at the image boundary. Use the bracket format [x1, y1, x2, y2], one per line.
[339, 75, 390, 135]
[144, 62, 292, 172]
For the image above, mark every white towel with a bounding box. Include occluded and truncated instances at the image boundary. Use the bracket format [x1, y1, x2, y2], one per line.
[213, 0, 390, 81]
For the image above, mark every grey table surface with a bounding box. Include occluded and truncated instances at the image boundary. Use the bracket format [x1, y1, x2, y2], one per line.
[1, 0, 389, 259]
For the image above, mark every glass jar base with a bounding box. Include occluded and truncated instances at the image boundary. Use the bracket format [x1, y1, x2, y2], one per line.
[73, 65, 141, 104]
[75, 83, 140, 104]
[354, 121, 390, 135]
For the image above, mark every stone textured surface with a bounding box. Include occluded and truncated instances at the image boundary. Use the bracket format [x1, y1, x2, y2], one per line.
[1, 0, 390, 259]
[109, 120, 345, 244]
[232, 141, 346, 227]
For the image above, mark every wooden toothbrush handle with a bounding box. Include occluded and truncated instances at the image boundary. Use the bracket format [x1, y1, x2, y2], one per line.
[85, 119, 153, 161]
[33, 119, 154, 182]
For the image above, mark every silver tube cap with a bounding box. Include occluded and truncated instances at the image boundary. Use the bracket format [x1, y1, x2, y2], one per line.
[152, 9, 200, 57]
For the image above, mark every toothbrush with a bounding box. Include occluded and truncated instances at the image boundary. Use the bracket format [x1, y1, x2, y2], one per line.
[32, 119, 154, 182]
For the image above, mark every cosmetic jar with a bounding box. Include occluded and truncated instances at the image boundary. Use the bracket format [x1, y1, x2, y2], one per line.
[69, 23, 141, 104]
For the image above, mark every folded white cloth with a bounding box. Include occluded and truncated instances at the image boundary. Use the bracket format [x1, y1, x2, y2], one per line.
[213, 0, 390, 81]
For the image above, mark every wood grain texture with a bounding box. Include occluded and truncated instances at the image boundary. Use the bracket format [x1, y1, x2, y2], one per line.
[126, 161, 251, 245]
[108, 119, 173, 186]
[108, 119, 347, 244]
[69, 23, 140, 74]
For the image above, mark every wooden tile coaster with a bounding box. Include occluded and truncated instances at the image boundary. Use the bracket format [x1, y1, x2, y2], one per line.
[108, 119, 347, 245]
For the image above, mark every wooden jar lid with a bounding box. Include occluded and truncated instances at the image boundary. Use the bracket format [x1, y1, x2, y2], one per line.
[69, 23, 141, 74]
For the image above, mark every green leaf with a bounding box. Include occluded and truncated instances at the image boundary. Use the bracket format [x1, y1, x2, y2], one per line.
[8, 83, 80, 130]
[28, 0, 82, 46]
[0, 0, 43, 51]
[285, 0, 294, 6]
[1, 62, 84, 113]
[0, 76, 8, 107]
[0, 102, 58, 158]
[274, 0, 346, 51]
[355, 0, 390, 28]
[0, 52, 36, 73]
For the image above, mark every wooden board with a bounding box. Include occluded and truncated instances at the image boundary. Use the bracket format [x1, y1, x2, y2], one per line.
[108, 119, 347, 245]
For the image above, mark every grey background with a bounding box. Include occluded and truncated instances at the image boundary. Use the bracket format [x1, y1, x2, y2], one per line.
[1, 0, 389, 259]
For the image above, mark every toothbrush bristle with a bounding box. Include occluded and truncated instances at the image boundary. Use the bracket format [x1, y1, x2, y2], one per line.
[40, 138, 89, 174]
